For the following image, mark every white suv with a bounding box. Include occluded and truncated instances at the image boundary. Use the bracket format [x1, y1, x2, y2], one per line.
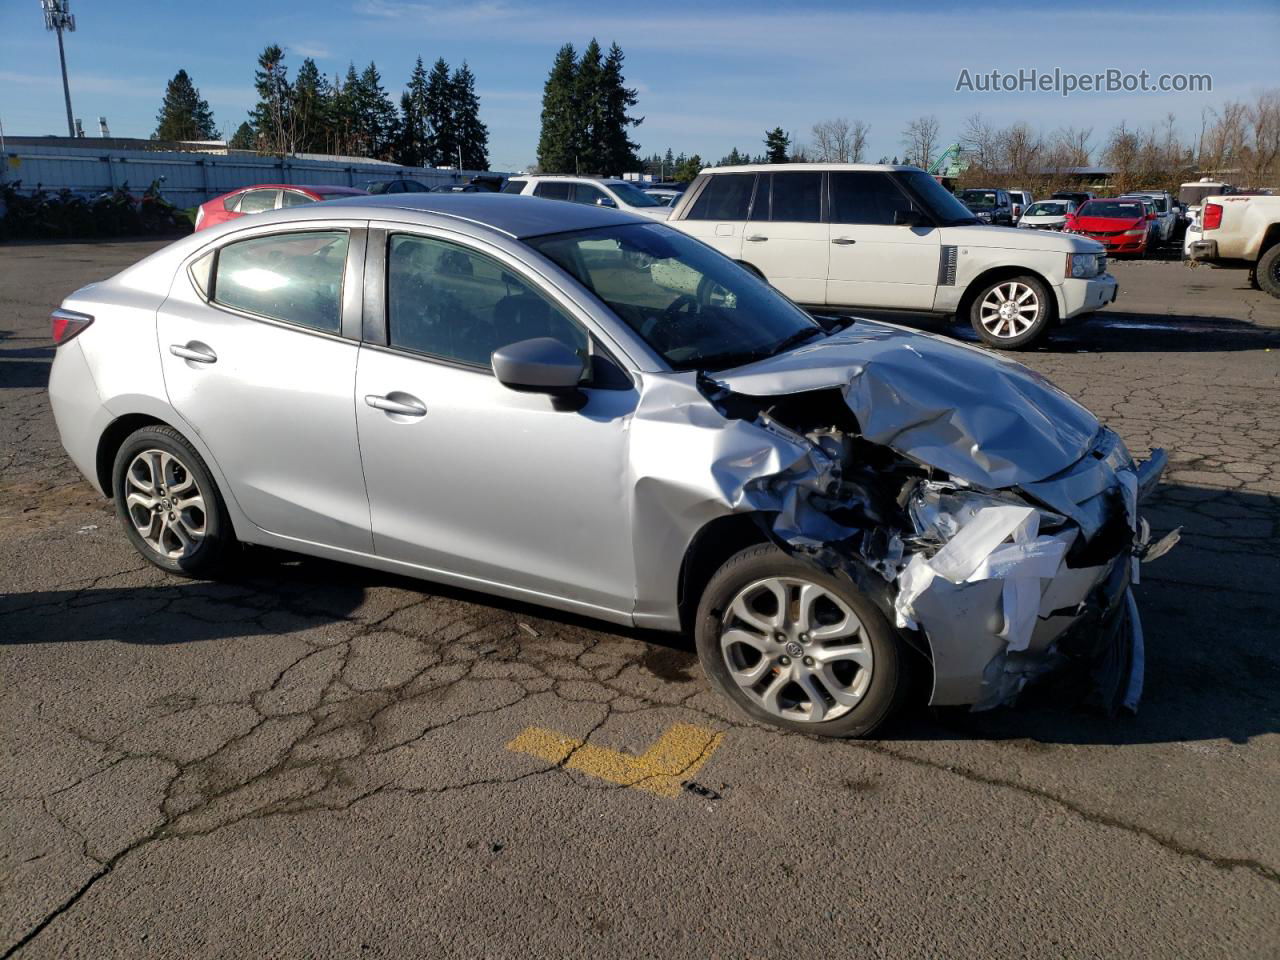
[503, 175, 671, 221]
[667, 164, 1118, 349]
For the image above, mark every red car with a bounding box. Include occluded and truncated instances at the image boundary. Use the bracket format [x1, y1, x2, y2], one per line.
[1064, 198, 1156, 257]
[194, 183, 367, 231]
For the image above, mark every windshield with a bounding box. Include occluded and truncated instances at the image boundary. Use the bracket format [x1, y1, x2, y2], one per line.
[897, 171, 981, 225]
[1079, 200, 1145, 219]
[1024, 202, 1067, 216]
[958, 189, 998, 210]
[607, 181, 661, 207]
[525, 223, 822, 372]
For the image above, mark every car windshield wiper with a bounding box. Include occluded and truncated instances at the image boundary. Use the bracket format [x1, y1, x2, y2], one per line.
[769, 326, 825, 356]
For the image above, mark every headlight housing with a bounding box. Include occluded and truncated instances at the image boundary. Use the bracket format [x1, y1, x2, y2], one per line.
[1066, 252, 1104, 278]
[1124, 228, 1146, 236]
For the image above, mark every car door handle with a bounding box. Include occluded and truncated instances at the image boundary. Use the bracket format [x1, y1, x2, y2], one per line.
[169, 342, 217, 363]
[364, 393, 426, 417]
[831, 237, 857, 245]
[744, 234, 768, 242]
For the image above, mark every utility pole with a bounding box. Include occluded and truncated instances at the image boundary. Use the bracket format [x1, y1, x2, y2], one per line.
[41, 0, 77, 138]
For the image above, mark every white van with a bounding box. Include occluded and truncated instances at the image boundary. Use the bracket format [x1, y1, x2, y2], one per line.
[667, 164, 1118, 349]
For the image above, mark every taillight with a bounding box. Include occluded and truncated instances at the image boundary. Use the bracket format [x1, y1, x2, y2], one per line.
[50, 308, 94, 345]
[1202, 202, 1223, 231]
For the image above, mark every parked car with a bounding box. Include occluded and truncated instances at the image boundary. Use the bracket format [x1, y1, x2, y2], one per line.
[1051, 191, 1096, 209]
[956, 187, 1014, 225]
[429, 183, 484, 193]
[1122, 191, 1177, 242]
[1017, 199, 1076, 231]
[194, 184, 367, 231]
[667, 164, 1116, 349]
[1188, 194, 1280, 297]
[1179, 180, 1235, 258]
[367, 179, 431, 195]
[508, 176, 671, 221]
[46, 193, 1169, 737]
[1006, 189, 1034, 220]
[1065, 198, 1156, 257]
[644, 188, 682, 206]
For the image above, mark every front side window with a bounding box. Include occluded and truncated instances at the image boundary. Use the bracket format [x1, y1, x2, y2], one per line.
[534, 181, 574, 201]
[764, 171, 822, 222]
[572, 183, 609, 205]
[606, 181, 660, 207]
[686, 173, 755, 221]
[386, 234, 587, 368]
[525, 223, 821, 372]
[830, 172, 920, 225]
[213, 230, 349, 333]
[239, 189, 280, 214]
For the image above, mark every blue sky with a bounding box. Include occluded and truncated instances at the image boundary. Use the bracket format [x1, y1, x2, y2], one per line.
[2, 0, 1277, 171]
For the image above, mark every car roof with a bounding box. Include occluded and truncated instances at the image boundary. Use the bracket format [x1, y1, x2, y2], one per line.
[319, 192, 645, 237]
[705, 163, 918, 174]
[212, 184, 365, 199]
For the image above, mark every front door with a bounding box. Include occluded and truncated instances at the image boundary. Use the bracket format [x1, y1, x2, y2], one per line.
[738, 171, 828, 305]
[354, 229, 638, 616]
[826, 171, 941, 310]
[157, 226, 372, 551]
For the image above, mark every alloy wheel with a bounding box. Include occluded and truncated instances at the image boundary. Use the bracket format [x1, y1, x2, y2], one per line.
[978, 281, 1041, 339]
[719, 577, 873, 723]
[124, 448, 207, 560]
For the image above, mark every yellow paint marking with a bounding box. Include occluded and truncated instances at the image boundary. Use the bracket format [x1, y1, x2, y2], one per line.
[506, 723, 724, 797]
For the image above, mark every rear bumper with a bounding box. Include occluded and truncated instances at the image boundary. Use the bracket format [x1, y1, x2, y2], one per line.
[1059, 274, 1119, 319]
[1189, 239, 1219, 261]
[48, 340, 108, 495]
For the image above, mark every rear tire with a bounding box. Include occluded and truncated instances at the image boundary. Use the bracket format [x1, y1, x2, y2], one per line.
[968, 274, 1054, 350]
[112, 425, 236, 578]
[1257, 245, 1280, 299]
[694, 544, 909, 738]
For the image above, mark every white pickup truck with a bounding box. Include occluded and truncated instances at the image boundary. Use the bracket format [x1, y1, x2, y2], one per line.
[1188, 194, 1280, 298]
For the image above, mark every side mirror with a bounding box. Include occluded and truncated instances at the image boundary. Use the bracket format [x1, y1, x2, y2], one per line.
[893, 208, 927, 227]
[492, 337, 585, 395]
[595, 197, 617, 208]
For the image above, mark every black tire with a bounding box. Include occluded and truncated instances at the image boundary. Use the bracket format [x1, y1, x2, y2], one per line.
[1257, 245, 1280, 299]
[968, 273, 1055, 350]
[694, 544, 909, 738]
[111, 425, 236, 578]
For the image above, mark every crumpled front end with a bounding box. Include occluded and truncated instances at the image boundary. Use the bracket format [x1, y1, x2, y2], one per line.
[690, 320, 1178, 714]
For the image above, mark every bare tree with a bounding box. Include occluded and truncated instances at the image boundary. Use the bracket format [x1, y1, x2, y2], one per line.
[809, 117, 871, 163]
[1003, 121, 1043, 183]
[959, 113, 1001, 172]
[1247, 89, 1280, 184]
[901, 114, 940, 169]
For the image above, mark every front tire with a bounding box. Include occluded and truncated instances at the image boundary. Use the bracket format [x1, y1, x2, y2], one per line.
[1257, 245, 1280, 299]
[969, 274, 1054, 350]
[694, 544, 908, 738]
[112, 425, 236, 578]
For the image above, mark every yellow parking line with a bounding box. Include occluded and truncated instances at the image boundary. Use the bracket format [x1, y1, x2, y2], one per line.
[506, 722, 724, 797]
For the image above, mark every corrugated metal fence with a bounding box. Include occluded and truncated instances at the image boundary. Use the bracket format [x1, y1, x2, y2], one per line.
[1, 145, 507, 208]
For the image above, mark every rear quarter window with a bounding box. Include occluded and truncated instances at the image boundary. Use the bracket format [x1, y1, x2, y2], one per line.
[687, 174, 755, 220]
[502, 179, 528, 194]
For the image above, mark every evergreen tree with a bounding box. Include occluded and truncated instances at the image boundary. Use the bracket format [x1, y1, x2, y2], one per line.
[330, 66, 361, 156]
[250, 45, 294, 155]
[293, 58, 329, 154]
[537, 44, 578, 173]
[360, 62, 399, 159]
[154, 69, 217, 141]
[764, 127, 790, 164]
[228, 121, 255, 150]
[719, 147, 744, 166]
[598, 42, 641, 175]
[664, 147, 675, 176]
[574, 40, 605, 173]
[424, 57, 455, 167]
[451, 62, 489, 170]
[674, 153, 703, 182]
[397, 57, 432, 167]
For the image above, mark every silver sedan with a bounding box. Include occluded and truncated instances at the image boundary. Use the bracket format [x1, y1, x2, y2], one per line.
[47, 194, 1174, 737]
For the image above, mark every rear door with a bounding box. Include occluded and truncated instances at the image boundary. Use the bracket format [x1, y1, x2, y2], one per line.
[826, 171, 941, 310]
[157, 224, 372, 551]
[672, 173, 755, 263]
[739, 171, 827, 304]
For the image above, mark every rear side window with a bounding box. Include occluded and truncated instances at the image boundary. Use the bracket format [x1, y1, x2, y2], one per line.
[502, 179, 527, 194]
[830, 172, 919, 225]
[404, 181, 429, 193]
[762, 172, 821, 222]
[282, 191, 315, 207]
[534, 182, 574, 201]
[687, 174, 755, 220]
[213, 231, 349, 333]
[386, 234, 586, 368]
[239, 189, 280, 214]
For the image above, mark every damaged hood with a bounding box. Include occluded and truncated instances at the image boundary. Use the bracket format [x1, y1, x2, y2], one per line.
[713, 320, 1099, 489]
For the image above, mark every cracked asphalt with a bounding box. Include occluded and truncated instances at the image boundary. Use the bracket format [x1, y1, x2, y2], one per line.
[3, 241, 1279, 958]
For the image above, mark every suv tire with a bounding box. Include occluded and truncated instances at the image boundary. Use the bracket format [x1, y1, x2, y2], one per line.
[112, 425, 237, 578]
[969, 273, 1054, 350]
[694, 544, 908, 738]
